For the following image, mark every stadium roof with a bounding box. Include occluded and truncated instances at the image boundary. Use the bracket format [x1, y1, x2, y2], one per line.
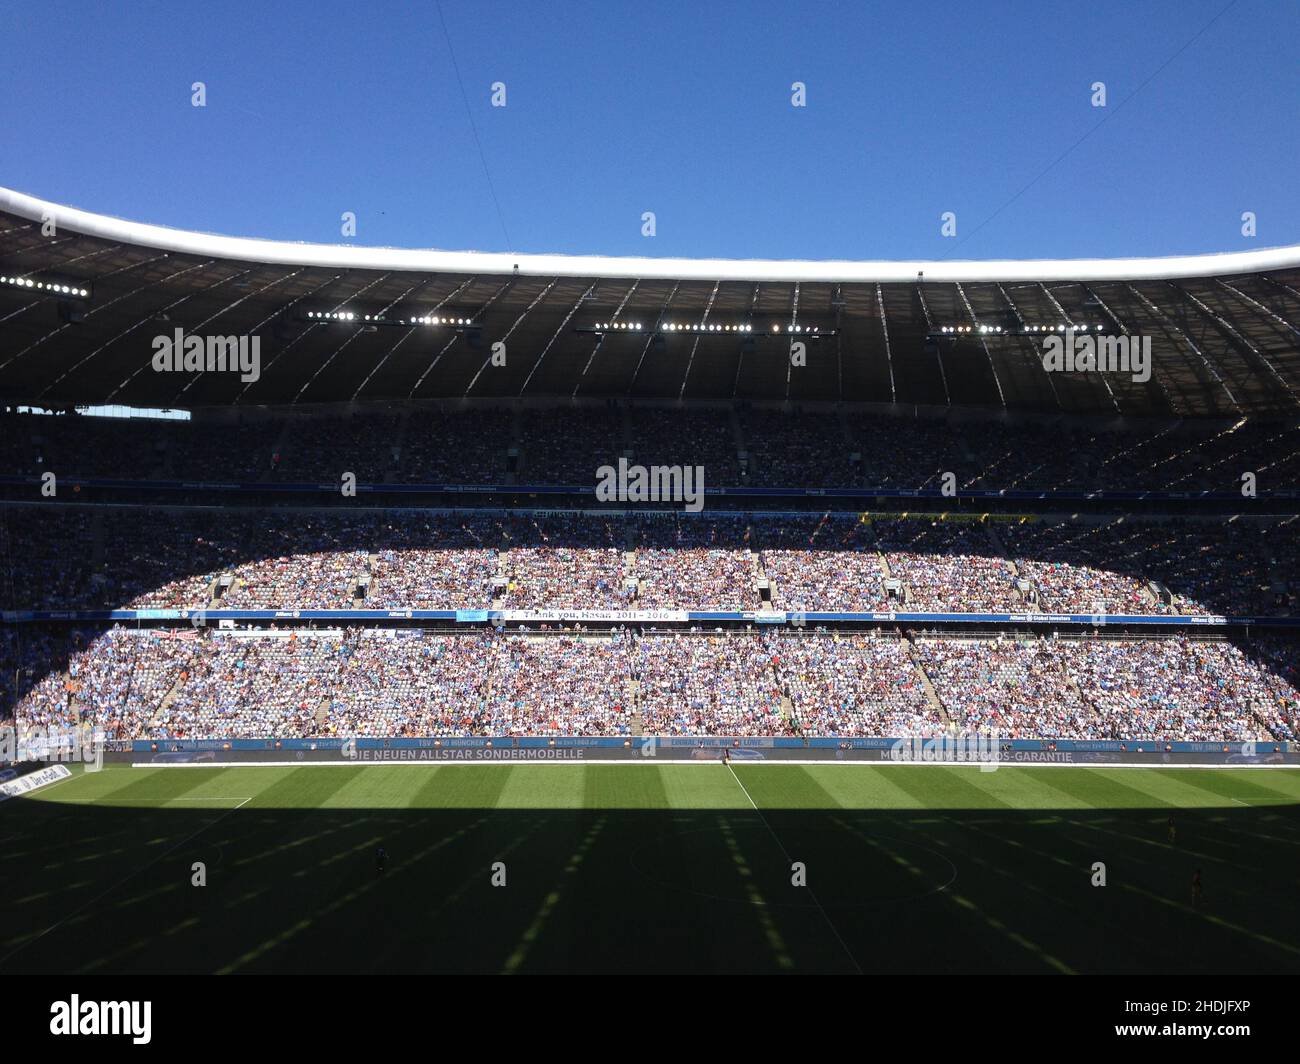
[2, 185, 1299, 416]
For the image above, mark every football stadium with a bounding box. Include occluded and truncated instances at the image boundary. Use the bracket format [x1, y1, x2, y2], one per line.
[1, 2, 1298, 1007]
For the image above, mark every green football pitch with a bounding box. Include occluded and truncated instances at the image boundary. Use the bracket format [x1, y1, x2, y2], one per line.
[2, 762, 1299, 974]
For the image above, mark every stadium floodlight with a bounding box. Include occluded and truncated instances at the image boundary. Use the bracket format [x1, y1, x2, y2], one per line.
[578, 320, 831, 338]
[304, 308, 480, 330]
[0, 273, 91, 299]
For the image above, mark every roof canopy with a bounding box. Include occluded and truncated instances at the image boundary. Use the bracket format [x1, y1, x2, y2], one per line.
[1, 187, 1298, 416]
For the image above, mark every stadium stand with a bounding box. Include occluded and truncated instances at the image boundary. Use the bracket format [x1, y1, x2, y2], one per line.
[5, 624, 1297, 742]
[4, 405, 1300, 493]
[1, 505, 1298, 618]
[2, 186, 1299, 745]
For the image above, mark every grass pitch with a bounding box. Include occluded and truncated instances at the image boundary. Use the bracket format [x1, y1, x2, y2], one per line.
[2, 763, 1299, 974]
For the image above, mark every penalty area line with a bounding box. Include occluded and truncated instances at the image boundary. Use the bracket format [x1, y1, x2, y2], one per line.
[0, 797, 251, 968]
[725, 761, 864, 975]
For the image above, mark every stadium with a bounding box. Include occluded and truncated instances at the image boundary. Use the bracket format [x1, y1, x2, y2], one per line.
[1, 3, 1298, 995]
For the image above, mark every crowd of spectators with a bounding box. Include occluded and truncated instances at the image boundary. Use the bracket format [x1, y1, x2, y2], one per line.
[503, 516, 630, 609]
[1059, 637, 1289, 742]
[629, 409, 741, 484]
[367, 515, 500, 609]
[635, 633, 791, 735]
[851, 415, 975, 489]
[397, 409, 513, 483]
[4, 406, 1297, 747]
[327, 631, 495, 736]
[218, 519, 372, 608]
[12, 627, 197, 737]
[773, 633, 940, 736]
[1161, 521, 1300, 616]
[999, 522, 1172, 614]
[875, 520, 1022, 611]
[518, 408, 626, 484]
[1245, 637, 1300, 741]
[155, 632, 338, 738]
[277, 411, 404, 482]
[6, 626, 1298, 742]
[4, 407, 1298, 492]
[3, 506, 1295, 618]
[494, 633, 633, 735]
[633, 517, 759, 610]
[915, 637, 1097, 739]
[758, 516, 888, 611]
[738, 410, 857, 487]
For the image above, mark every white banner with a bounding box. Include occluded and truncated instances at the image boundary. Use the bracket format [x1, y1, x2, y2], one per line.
[501, 609, 690, 623]
[0, 763, 71, 801]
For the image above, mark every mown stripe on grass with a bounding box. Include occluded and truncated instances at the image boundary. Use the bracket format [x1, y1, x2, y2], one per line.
[732, 764, 845, 810]
[582, 764, 670, 809]
[249, 765, 366, 808]
[216, 812, 494, 973]
[1020, 768, 1168, 810]
[658, 763, 749, 808]
[805, 765, 936, 809]
[1156, 768, 1300, 807]
[1082, 768, 1254, 809]
[714, 813, 795, 971]
[63, 765, 230, 805]
[405, 765, 513, 809]
[501, 814, 608, 974]
[495, 765, 588, 808]
[833, 812, 1076, 973]
[962, 767, 1098, 810]
[873, 765, 1016, 810]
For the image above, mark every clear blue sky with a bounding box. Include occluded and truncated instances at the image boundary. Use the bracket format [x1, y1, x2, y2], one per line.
[1, 0, 1295, 261]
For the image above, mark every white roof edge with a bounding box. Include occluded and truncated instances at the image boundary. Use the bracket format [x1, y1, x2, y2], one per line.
[4, 185, 1299, 285]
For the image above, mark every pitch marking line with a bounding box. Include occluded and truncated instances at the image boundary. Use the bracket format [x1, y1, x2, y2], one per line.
[725, 762, 864, 975]
[129, 759, 1300, 770]
[0, 797, 251, 968]
[41, 796, 254, 806]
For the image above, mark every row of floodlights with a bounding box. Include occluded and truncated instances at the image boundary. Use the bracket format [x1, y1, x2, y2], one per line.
[1, 275, 89, 298]
[594, 322, 820, 334]
[940, 323, 1109, 335]
[307, 310, 476, 326]
[662, 322, 751, 332]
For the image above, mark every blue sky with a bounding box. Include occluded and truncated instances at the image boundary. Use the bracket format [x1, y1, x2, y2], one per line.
[1, 0, 1295, 261]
